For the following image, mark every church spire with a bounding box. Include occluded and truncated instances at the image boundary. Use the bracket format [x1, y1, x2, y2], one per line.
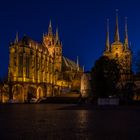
[124, 17, 129, 50]
[14, 32, 19, 43]
[48, 20, 53, 36]
[114, 9, 120, 42]
[106, 18, 110, 52]
[56, 28, 59, 42]
[55, 28, 61, 45]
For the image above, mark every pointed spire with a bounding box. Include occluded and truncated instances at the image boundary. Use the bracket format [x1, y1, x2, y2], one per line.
[55, 28, 61, 46]
[124, 17, 129, 50]
[114, 9, 120, 42]
[49, 20, 52, 28]
[106, 18, 110, 52]
[55, 28, 59, 42]
[48, 20, 53, 36]
[15, 32, 19, 43]
[77, 56, 79, 71]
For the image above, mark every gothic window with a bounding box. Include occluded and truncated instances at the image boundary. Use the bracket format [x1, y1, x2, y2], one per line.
[14, 54, 17, 66]
[26, 56, 30, 78]
[10, 53, 14, 67]
[31, 56, 34, 69]
[47, 40, 51, 46]
[52, 39, 54, 45]
[116, 53, 118, 58]
[56, 52, 59, 56]
[37, 56, 40, 70]
[18, 54, 23, 77]
[41, 58, 45, 71]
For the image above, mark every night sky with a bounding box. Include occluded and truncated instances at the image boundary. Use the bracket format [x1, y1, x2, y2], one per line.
[0, 0, 140, 77]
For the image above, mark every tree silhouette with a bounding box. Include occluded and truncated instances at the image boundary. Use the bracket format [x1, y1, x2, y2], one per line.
[91, 56, 120, 98]
[133, 50, 140, 74]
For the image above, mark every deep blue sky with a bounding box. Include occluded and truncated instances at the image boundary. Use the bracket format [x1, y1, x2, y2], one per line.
[0, 0, 140, 77]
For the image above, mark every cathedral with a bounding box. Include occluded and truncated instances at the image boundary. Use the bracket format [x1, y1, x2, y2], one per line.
[103, 13, 132, 82]
[2, 21, 83, 103]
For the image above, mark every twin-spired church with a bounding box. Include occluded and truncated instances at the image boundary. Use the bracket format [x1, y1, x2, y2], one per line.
[103, 14, 132, 81]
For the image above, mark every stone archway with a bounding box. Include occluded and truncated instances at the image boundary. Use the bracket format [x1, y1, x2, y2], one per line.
[1, 84, 9, 103]
[47, 85, 53, 97]
[12, 84, 24, 103]
[36, 87, 44, 99]
[27, 86, 36, 101]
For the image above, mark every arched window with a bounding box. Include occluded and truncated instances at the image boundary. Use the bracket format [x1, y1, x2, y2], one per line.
[18, 54, 23, 77]
[26, 56, 30, 78]
[116, 53, 118, 58]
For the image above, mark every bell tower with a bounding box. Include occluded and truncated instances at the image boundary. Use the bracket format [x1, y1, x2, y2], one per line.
[54, 28, 62, 72]
[43, 21, 62, 72]
[103, 11, 132, 81]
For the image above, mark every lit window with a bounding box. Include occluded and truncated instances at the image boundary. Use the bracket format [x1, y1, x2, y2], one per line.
[116, 53, 118, 58]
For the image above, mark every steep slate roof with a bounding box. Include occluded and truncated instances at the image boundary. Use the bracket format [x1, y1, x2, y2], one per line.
[15, 36, 82, 71]
[62, 57, 80, 71]
[17, 36, 48, 52]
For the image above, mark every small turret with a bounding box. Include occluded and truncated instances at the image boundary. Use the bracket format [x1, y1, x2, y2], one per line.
[48, 20, 53, 36]
[105, 18, 110, 52]
[83, 65, 85, 72]
[55, 28, 60, 45]
[77, 56, 79, 71]
[56, 28, 59, 41]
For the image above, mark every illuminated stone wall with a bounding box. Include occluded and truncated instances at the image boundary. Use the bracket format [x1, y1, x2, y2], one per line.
[6, 22, 83, 103]
[8, 37, 54, 84]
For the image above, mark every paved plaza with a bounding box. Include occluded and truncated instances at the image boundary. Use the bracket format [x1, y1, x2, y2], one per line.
[0, 104, 140, 140]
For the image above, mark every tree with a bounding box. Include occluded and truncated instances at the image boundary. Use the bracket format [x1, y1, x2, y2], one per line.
[91, 56, 120, 98]
[133, 50, 140, 74]
[124, 82, 135, 100]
